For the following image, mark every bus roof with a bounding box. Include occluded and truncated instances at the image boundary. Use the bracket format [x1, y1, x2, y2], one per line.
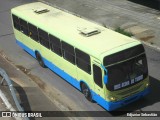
[11, 2, 141, 60]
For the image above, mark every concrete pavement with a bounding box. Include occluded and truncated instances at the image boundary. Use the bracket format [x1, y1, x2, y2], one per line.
[0, 52, 69, 120]
[0, 97, 15, 120]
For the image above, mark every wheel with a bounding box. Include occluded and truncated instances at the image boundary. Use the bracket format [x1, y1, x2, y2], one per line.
[81, 83, 92, 101]
[36, 52, 46, 68]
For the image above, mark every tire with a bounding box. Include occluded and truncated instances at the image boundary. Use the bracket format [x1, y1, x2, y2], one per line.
[81, 83, 92, 102]
[36, 52, 46, 68]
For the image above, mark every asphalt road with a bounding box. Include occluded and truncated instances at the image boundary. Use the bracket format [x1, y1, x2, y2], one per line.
[0, 0, 160, 120]
[43, 0, 160, 47]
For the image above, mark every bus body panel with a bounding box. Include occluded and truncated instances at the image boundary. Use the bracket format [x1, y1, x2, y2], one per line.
[16, 39, 81, 90]
[16, 39, 150, 111]
[91, 58, 106, 100]
[91, 87, 150, 111]
[11, 2, 150, 111]
[11, 2, 141, 59]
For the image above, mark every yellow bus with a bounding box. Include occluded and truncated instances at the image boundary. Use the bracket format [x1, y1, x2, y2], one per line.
[11, 2, 150, 111]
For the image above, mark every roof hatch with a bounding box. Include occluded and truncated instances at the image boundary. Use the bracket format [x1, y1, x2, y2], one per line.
[77, 27, 101, 37]
[34, 8, 50, 14]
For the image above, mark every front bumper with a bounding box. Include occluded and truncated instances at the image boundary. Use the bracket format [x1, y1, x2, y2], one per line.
[105, 88, 150, 111]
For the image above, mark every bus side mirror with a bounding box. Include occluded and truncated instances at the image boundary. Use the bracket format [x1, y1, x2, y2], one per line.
[104, 75, 108, 84]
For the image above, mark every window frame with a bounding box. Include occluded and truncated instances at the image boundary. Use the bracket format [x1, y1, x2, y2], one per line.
[19, 18, 29, 36]
[28, 23, 39, 42]
[75, 48, 91, 74]
[93, 64, 103, 88]
[62, 41, 75, 64]
[12, 14, 21, 30]
[38, 28, 50, 49]
[49, 34, 62, 56]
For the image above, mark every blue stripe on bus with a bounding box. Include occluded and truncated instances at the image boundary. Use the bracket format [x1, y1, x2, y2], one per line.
[16, 40, 80, 90]
[16, 40, 36, 58]
[16, 40, 150, 111]
[43, 57, 81, 90]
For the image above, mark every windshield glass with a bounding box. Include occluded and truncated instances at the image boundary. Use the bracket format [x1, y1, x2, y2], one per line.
[106, 54, 148, 91]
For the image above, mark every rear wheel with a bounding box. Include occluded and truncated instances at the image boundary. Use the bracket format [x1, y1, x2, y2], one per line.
[81, 83, 92, 101]
[36, 52, 46, 68]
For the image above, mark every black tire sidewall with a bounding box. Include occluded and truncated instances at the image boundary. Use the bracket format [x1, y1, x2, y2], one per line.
[82, 83, 92, 101]
[36, 52, 45, 68]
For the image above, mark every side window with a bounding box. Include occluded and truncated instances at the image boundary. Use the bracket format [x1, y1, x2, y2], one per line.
[93, 64, 102, 88]
[28, 23, 39, 42]
[19, 18, 29, 36]
[49, 34, 62, 56]
[75, 49, 91, 74]
[38, 29, 50, 49]
[62, 42, 75, 64]
[12, 14, 20, 30]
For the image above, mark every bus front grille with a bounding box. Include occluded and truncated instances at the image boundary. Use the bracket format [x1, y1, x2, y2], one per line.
[117, 84, 142, 96]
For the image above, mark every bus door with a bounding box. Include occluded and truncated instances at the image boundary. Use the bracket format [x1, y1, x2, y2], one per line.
[92, 61, 104, 99]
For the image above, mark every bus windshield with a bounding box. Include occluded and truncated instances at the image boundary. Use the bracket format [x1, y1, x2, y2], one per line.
[105, 54, 148, 91]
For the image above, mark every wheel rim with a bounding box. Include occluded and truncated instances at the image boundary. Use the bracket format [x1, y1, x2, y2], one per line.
[83, 88, 89, 97]
[37, 54, 42, 65]
[36, 53, 46, 68]
[82, 84, 89, 98]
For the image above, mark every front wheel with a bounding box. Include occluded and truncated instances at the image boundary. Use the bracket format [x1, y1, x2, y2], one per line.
[36, 52, 46, 68]
[81, 83, 92, 102]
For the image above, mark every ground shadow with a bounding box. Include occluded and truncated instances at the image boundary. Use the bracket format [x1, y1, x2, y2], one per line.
[128, 0, 160, 10]
[109, 76, 160, 116]
[13, 82, 35, 120]
[0, 79, 35, 120]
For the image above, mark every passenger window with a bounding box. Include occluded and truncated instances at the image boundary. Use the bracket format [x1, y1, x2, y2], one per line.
[49, 34, 62, 56]
[28, 23, 39, 42]
[75, 49, 91, 74]
[93, 64, 102, 88]
[38, 29, 50, 49]
[62, 41, 75, 64]
[19, 18, 29, 36]
[12, 14, 20, 30]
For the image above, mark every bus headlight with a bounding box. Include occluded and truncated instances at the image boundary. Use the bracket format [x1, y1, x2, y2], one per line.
[145, 82, 149, 87]
[108, 96, 117, 101]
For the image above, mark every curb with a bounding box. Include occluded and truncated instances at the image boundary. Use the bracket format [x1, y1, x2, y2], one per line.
[142, 41, 160, 52]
